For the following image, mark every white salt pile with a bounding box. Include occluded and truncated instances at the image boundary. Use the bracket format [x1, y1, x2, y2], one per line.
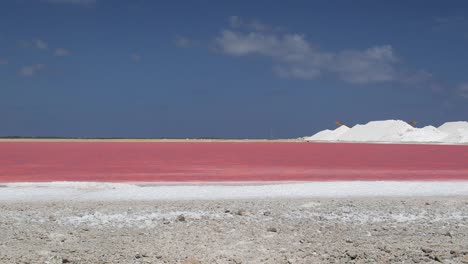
[305, 120, 468, 144]
[399, 126, 448, 143]
[439, 121, 468, 132]
[438, 121, 468, 144]
[338, 120, 411, 142]
[306, 125, 350, 141]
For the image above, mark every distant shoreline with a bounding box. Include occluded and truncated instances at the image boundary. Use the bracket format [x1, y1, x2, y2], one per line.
[2, 138, 468, 145]
[0, 138, 303, 142]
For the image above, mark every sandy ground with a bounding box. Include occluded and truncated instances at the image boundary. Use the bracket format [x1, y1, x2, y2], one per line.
[1, 197, 468, 263]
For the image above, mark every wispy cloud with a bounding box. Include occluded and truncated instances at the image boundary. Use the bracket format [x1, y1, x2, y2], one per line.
[20, 39, 72, 58]
[54, 48, 70, 57]
[18, 64, 46, 77]
[33, 39, 48, 50]
[0, 58, 8, 65]
[433, 16, 468, 32]
[229, 16, 282, 32]
[174, 36, 197, 48]
[459, 83, 468, 99]
[130, 53, 141, 63]
[18, 39, 48, 50]
[42, 0, 96, 5]
[215, 20, 400, 84]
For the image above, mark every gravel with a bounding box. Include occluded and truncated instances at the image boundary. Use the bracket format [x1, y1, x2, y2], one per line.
[1, 197, 467, 263]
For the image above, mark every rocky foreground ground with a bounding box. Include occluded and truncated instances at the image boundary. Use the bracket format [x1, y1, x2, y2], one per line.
[1, 197, 468, 264]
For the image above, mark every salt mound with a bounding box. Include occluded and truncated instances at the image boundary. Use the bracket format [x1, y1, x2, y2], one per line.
[459, 131, 468, 143]
[438, 121, 468, 133]
[306, 120, 468, 144]
[305, 129, 333, 141]
[441, 128, 468, 143]
[338, 120, 413, 142]
[444, 129, 468, 143]
[438, 122, 468, 143]
[305, 125, 349, 141]
[399, 126, 448, 143]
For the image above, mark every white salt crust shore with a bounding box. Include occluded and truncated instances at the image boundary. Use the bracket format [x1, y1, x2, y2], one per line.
[1, 181, 468, 201]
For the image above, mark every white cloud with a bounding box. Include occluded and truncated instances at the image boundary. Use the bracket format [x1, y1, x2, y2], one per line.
[18, 64, 46, 77]
[42, 0, 96, 5]
[459, 83, 468, 99]
[33, 39, 48, 50]
[333, 45, 398, 83]
[130, 53, 141, 63]
[0, 58, 8, 65]
[215, 28, 399, 84]
[400, 70, 433, 85]
[54, 48, 70, 56]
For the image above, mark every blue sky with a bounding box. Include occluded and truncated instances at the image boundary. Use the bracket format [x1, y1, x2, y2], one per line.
[1, 0, 467, 138]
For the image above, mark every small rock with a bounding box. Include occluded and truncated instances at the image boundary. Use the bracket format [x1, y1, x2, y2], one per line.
[346, 251, 358, 260]
[421, 247, 433, 254]
[263, 211, 271, 216]
[444, 231, 453, 238]
[176, 215, 186, 222]
[229, 258, 242, 264]
[236, 209, 247, 216]
[267, 227, 277, 233]
[450, 250, 460, 257]
[378, 246, 392, 254]
[430, 255, 443, 263]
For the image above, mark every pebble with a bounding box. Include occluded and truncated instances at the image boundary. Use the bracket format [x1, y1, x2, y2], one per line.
[421, 247, 433, 254]
[236, 209, 248, 216]
[267, 227, 277, 233]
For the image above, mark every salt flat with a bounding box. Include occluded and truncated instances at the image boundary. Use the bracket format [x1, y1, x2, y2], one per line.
[2, 181, 468, 201]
